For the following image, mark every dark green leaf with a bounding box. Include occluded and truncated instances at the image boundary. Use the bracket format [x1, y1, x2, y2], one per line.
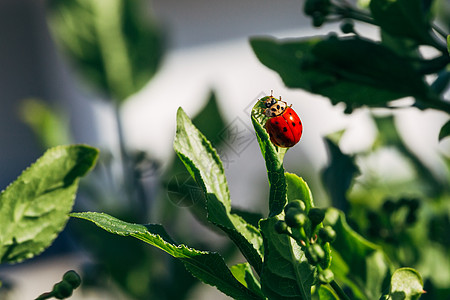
[47, 0, 164, 103]
[370, 0, 434, 46]
[250, 36, 431, 111]
[389, 268, 424, 300]
[0, 145, 98, 264]
[251, 100, 288, 217]
[71, 212, 264, 300]
[321, 138, 359, 212]
[174, 108, 264, 274]
[438, 119, 450, 141]
[192, 91, 228, 148]
[325, 209, 392, 299]
[260, 217, 315, 300]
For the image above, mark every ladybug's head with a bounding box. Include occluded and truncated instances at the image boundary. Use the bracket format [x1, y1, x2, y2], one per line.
[263, 96, 277, 108]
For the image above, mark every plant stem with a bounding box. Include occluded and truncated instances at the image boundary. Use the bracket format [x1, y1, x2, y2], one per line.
[113, 103, 148, 222]
[329, 280, 351, 300]
[432, 23, 449, 39]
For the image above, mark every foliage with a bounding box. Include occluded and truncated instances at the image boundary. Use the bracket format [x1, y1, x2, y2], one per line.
[72, 107, 424, 299]
[0, 145, 98, 264]
[47, 0, 164, 103]
[2, 0, 448, 299]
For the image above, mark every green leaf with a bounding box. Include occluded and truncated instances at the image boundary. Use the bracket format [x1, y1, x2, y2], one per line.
[173, 107, 264, 274]
[251, 100, 288, 217]
[20, 98, 72, 148]
[260, 217, 315, 300]
[321, 138, 359, 212]
[230, 263, 264, 298]
[285, 173, 331, 269]
[47, 0, 164, 103]
[325, 209, 392, 299]
[438, 119, 450, 141]
[0, 145, 98, 264]
[285, 173, 314, 211]
[370, 0, 434, 46]
[192, 91, 228, 148]
[71, 212, 263, 300]
[447, 35, 450, 55]
[318, 285, 339, 300]
[389, 268, 424, 300]
[250, 36, 431, 111]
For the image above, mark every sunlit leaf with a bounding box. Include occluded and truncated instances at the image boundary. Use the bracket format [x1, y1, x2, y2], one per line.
[389, 268, 424, 300]
[174, 108, 264, 274]
[0, 145, 98, 264]
[71, 212, 264, 300]
[251, 99, 288, 217]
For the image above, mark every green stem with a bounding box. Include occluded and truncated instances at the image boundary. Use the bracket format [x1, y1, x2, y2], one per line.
[329, 280, 351, 300]
[432, 23, 448, 39]
[113, 103, 148, 222]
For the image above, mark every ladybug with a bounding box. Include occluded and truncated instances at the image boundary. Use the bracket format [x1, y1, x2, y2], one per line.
[262, 93, 303, 148]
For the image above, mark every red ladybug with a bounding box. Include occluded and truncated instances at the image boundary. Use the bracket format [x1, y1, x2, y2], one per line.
[262, 94, 303, 148]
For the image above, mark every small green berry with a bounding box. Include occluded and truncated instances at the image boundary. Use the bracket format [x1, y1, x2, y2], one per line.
[312, 12, 326, 27]
[318, 226, 336, 243]
[305, 244, 325, 265]
[284, 200, 306, 214]
[308, 208, 325, 225]
[62, 270, 81, 289]
[285, 208, 307, 228]
[318, 268, 334, 284]
[53, 281, 73, 299]
[274, 220, 289, 234]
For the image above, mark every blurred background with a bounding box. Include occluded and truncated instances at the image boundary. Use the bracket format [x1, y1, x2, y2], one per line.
[0, 0, 449, 299]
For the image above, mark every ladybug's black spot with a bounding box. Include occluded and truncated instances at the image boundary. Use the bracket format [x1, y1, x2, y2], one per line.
[277, 105, 280, 109]
[292, 122, 296, 126]
[283, 127, 287, 132]
[275, 121, 279, 125]
[271, 107, 276, 111]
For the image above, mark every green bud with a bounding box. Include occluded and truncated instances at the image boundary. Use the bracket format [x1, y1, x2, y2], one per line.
[284, 200, 306, 214]
[285, 208, 307, 228]
[274, 220, 289, 234]
[318, 269, 334, 284]
[318, 226, 336, 243]
[303, 0, 331, 16]
[53, 281, 73, 299]
[312, 12, 326, 27]
[62, 270, 81, 289]
[308, 208, 325, 225]
[305, 244, 325, 265]
[340, 19, 355, 34]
